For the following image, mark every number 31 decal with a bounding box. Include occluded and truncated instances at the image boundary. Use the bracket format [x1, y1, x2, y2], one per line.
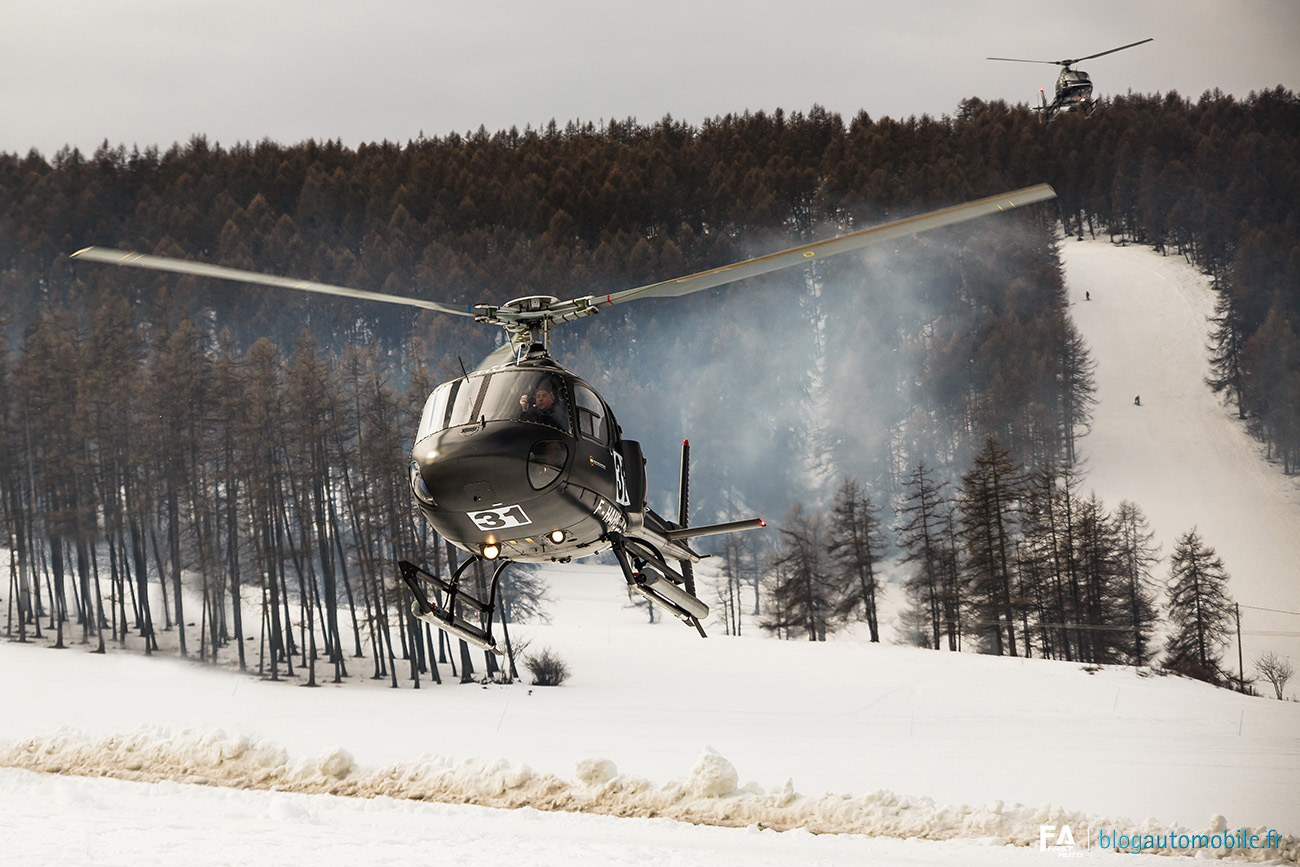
[468, 504, 532, 531]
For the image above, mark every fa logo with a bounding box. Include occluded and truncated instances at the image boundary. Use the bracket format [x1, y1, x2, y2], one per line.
[1039, 824, 1086, 857]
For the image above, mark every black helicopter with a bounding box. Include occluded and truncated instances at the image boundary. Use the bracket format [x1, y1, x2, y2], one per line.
[71, 183, 1056, 654]
[988, 38, 1153, 122]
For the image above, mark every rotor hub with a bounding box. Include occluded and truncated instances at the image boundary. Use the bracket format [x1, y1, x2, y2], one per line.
[475, 293, 602, 351]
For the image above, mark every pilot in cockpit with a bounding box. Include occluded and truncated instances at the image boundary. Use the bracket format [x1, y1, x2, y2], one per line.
[518, 380, 567, 430]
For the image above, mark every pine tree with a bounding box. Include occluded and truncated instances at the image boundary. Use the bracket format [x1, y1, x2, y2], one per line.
[827, 477, 885, 642]
[958, 434, 1023, 656]
[1113, 500, 1161, 666]
[240, 338, 292, 678]
[83, 292, 144, 651]
[1163, 529, 1235, 685]
[762, 503, 835, 641]
[710, 533, 750, 637]
[1018, 460, 1084, 661]
[1071, 494, 1128, 664]
[1241, 307, 1300, 473]
[1058, 315, 1097, 464]
[211, 331, 248, 670]
[15, 309, 87, 650]
[1206, 283, 1249, 420]
[896, 462, 958, 650]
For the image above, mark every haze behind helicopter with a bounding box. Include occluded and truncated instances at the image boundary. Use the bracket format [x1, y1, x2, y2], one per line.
[2, 0, 1297, 160]
[546, 215, 1042, 532]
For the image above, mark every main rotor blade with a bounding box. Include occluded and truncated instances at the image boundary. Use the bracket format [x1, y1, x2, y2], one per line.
[588, 184, 1055, 310]
[69, 247, 480, 318]
[988, 38, 1152, 67]
[987, 56, 1062, 65]
[1069, 37, 1153, 64]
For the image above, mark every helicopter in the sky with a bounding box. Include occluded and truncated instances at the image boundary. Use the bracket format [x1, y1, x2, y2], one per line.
[70, 183, 1055, 655]
[988, 38, 1153, 122]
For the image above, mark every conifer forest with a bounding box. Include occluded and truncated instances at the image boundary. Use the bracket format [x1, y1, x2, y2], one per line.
[1, 88, 1296, 687]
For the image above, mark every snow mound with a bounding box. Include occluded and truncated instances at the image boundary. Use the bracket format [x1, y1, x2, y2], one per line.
[2, 727, 1294, 862]
[688, 747, 738, 798]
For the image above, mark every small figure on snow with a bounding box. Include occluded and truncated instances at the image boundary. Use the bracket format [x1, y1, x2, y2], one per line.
[1134, 395, 1141, 406]
[1085, 291, 1091, 301]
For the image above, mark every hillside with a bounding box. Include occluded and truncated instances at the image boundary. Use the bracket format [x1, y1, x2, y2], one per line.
[8, 90, 1299, 548]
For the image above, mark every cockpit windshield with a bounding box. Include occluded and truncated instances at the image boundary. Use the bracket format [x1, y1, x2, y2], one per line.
[415, 370, 571, 440]
[489, 371, 570, 432]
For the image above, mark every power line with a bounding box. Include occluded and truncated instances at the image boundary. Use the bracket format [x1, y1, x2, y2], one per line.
[972, 620, 1138, 632]
[1239, 604, 1300, 617]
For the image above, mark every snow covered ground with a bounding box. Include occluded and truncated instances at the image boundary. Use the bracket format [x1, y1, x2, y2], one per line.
[2, 236, 1298, 865]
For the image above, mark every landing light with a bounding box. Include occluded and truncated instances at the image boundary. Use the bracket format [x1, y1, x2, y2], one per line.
[409, 460, 435, 506]
[482, 543, 501, 560]
[549, 529, 566, 544]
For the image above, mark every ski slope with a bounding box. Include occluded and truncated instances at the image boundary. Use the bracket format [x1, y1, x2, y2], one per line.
[1062, 237, 1300, 669]
[1, 237, 1298, 865]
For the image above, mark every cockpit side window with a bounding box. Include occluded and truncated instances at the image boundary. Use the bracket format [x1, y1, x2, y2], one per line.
[573, 385, 607, 444]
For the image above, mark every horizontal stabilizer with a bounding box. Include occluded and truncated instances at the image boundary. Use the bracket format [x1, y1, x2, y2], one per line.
[663, 517, 766, 542]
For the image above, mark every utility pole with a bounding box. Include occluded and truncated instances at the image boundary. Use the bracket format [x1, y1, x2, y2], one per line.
[1235, 602, 1244, 692]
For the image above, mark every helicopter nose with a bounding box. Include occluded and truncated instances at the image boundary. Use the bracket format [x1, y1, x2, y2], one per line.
[411, 428, 568, 511]
[413, 449, 523, 509]
[463, 479, 498, 505]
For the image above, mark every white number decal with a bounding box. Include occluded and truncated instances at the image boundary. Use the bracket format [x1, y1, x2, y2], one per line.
[468, 505, 532, 531]
[613, 450, 630, 506]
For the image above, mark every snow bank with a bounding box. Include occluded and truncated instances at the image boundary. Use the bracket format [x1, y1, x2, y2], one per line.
[3, 727, 1294, 862]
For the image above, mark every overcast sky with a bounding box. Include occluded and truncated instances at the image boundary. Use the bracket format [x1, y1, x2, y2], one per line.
[3, 0, 1299, 158]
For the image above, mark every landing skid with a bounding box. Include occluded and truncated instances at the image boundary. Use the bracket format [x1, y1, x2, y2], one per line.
[398, 558, 507, 656]
[400, 539, 711, 655]
[610, 534, 709, 638]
